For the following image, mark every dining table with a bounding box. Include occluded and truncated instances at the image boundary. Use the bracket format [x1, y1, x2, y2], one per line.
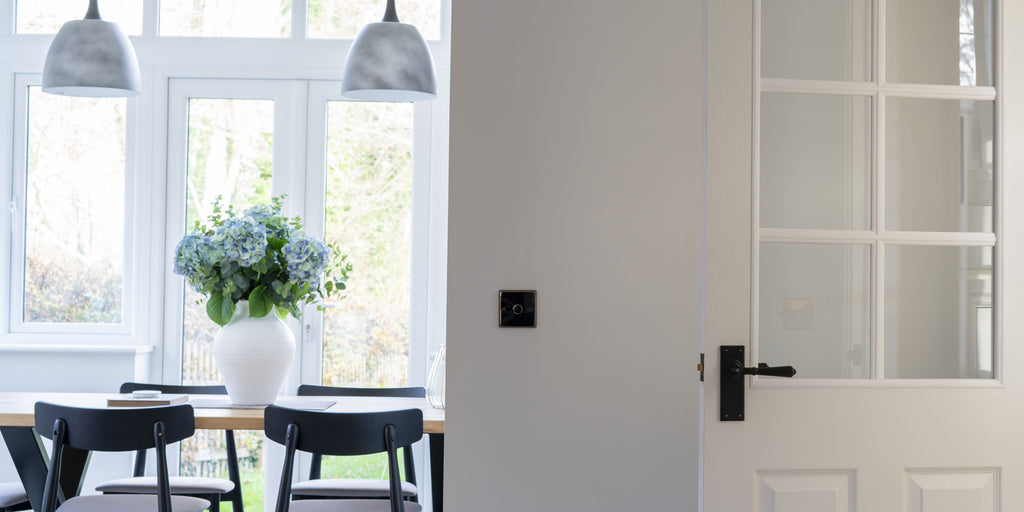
[0, 392, 445, 512]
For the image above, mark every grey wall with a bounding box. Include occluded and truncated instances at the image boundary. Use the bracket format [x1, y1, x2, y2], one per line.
[447, 0, 704, 509]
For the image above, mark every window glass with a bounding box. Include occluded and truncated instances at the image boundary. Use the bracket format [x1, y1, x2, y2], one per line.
[761, 0, 871, 82]
[308, 0, 440, 40]
[23, 87, 125, 324]
[887, 0, 993, 86]
[181, 97, 274, 384]
[17, 0, 142, 34]
[760, 243, 871, 379]
[760, 93, 871, 230]
[885, 97, 994, 232]
[179, 98, 274, 512]
[322, 101, 414, 387]
[161, 0, 291, 37]
[885, 245, 992, 378]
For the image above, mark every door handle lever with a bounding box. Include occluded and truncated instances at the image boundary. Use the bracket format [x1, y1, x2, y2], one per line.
[720, 346, 797, 421]
[729, 362, 797, 378]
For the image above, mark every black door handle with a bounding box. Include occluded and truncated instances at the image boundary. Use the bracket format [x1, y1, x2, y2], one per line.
[720, 346, 796, 421]
[728, 361, 797, 378]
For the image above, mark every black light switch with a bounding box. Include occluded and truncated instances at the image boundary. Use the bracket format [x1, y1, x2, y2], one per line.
[499, 290, 536, 327]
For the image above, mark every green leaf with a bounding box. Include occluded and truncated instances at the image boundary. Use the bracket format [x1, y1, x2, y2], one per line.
[275, 306, 290, 321]
[249, 285, 274, 318]
[206, 291, 235, 326]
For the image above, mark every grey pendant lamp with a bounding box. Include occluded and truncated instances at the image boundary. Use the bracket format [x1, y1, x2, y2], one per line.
[341, 0, 436, 102]
[42, 0, 141, 97]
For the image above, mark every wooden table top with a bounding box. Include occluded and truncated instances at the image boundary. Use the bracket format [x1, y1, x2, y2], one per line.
[0, 392, 444, 434]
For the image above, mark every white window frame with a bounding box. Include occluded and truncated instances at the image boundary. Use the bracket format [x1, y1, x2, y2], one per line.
[751, 0, 999, 387]
[2, 73, 149, 344]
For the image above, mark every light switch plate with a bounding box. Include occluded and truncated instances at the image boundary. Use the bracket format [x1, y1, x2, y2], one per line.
[499, 290, 536, 327]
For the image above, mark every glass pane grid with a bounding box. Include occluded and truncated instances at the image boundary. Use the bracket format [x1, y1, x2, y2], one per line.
[758, 0, 997, 381]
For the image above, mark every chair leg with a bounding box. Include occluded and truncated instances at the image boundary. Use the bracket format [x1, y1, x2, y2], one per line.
[225, 431, 244, 512]
[208, 495, 220, 512]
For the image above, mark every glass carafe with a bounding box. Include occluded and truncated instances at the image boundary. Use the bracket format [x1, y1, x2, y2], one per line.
[426, 345, 446, 409]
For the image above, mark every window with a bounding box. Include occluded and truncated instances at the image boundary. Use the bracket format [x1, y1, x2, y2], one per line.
[8, 77, 131, 335]
[307, 0, 441, 40]
[757, 0, 994, 380]
[160, 0, 291, 37]
[17, 0, 143, 34]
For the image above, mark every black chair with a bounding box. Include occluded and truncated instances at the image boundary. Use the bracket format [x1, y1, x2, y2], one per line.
[0, 483, 28, 512]
[34, 402, 210, 512]
[265, 406, 423, 512]
[292, 385, 424, 502]
[95, 383, 243, 512]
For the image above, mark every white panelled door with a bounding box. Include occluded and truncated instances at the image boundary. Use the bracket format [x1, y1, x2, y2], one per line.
[704, 0, 1024, 510]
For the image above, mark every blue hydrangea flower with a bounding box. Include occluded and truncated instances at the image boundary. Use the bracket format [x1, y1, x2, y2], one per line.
[244, 204, 290, 238]
[212, 217, 268, 267]
[283, 233, 330, 287]
[173, 232, 220, 291]
[243, 204, 273, 225]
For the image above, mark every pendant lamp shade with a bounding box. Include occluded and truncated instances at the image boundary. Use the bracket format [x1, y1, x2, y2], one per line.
[42, 0, 141, 97]
[341, 0, 436, 102]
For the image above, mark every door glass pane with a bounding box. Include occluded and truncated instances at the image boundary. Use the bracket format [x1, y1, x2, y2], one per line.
[308, 0, 441, 40]
[761, 0, 871, 82]
[179, 97, 274, 512]
[759, 243, 871, 379]
[23, 87, 125, 324]
[887, 0, 993, 86]
[322, 101, 413, 387]
[885, 245, 992, 378]
[17, 0, 142, 34]
[761, 93, 871, 230]
[885, 98, 993, 232]
[161, 0, 291, 37]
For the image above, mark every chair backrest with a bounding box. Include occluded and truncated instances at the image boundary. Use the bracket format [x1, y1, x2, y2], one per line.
[296, 384, 425, 398]
[34, 402, 195, 451]
[33, 402, 194, 512]
[295, 385, 425, 482]
[118, 382, 237, 479]
[265, 406, 422, 512]
[120, 382, 229, 395]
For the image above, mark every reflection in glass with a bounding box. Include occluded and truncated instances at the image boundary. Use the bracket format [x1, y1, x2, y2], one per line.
[17, 0, 142, 34]
[761, 0, 871, 82]
[162, 0, 291, 37]
[885, 98, 993, 232]
[887, 0, 992, 86]
[759, 243, 871, 379]
[308, 0, 441, 40]
[322, 101, 413, 387]
[885, 245, 992, 378]
[761, 93, 871, 230]
[23, 88, 125, 323]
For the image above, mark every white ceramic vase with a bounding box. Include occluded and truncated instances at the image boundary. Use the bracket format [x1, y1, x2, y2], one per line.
[213, 300, 295, 405]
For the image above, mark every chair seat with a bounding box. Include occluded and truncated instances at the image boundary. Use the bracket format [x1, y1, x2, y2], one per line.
[291, 479, 416, 498]
[289, 500, 421, 512]
[56, 494, 210, 512]
[0, 482, 27, 508]
[97, 476, 235, 494]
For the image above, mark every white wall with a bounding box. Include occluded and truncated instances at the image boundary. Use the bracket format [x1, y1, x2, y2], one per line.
[446, 0, 703, 509]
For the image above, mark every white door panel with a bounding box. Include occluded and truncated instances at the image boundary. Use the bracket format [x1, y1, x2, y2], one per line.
[704, 0, 1024, 509]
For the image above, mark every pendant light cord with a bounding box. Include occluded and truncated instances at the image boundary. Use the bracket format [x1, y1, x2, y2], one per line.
[382, 0, 399, 22]
[85, 0, 100, 20]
